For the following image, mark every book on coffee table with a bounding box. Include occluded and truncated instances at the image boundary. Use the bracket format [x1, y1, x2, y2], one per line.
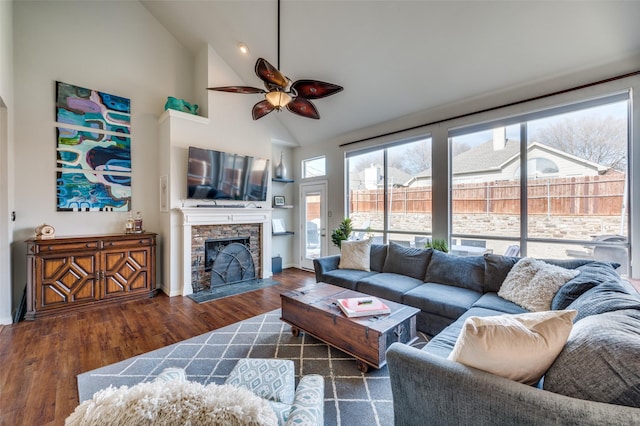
[337, 297, 391, 317]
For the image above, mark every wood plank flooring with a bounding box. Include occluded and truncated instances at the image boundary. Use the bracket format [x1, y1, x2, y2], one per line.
[0, 268, 316, 426]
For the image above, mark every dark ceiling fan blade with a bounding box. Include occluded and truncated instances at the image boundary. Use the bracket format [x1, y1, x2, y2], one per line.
[290, 80, 343, 99]
[286, 97, 320, 119]
[207, 86, 266, 94]
[255, 58, 288, 90]
[252, 100, 275, 120]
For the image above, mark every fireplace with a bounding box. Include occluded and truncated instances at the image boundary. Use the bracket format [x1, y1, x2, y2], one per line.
[190, 222, 263, 293]
[180, 207, 273, 296]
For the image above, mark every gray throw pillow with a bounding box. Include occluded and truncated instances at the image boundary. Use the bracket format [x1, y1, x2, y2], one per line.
[543, 309, 640, 408]
[551, 261, 621, 310]
[483, 254, 519, 293]
[382, 242, 432, 280]
[369, 244, 388, 272]
[426, 250, 485, 293]
[566, 280, 640, 322]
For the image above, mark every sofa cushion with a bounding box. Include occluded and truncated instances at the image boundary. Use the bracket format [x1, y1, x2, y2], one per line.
[321, 269, 377, 290]
[544, 309, 640, 408]
[402, 283, 482, 321]
[370, 244, 388, 272]
[497, 258, 579, 312]
[483, 253, 598, 293]
[447, 310, 577, 385]
[471, 293, 528, 315]
[338, 239, 371, 271]
[356, 273, 423, 303]
[424, 250, 485, 292]
[566, 279, 640, 322]
[382, 242, 432, 280]
[423, 306, 513, 358]
[551, 261, 621, 310]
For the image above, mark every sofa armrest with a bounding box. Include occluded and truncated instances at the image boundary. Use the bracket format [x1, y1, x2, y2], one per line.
[285, 374, 324, 426]
[387, 343, 640, 426]
[312, 255, 340, 282]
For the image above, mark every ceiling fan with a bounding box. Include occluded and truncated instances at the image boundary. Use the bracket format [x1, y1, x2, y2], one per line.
[207, 0, 343, 120]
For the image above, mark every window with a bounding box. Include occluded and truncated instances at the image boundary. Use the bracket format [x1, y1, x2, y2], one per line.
[346, 136, 433, 246]
[449, 93, 630, 274]
[302, 156, 326, 178]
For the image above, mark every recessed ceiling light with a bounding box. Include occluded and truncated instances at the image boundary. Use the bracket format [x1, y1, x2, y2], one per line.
[238, 42, 249, 54]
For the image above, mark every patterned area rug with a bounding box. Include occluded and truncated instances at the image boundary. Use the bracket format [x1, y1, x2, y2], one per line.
[77, 309, 428, 426]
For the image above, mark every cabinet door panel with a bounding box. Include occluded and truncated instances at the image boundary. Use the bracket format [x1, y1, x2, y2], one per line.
[38, 254, 98, 309]
[103, 248, 150, 297]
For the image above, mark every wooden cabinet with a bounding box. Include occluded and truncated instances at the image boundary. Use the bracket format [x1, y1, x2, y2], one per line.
[25, 233, 156, 320]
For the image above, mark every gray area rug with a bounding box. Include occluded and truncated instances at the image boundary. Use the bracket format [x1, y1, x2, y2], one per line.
[187, 278, 281, 303]
[77, 309, 428, 426]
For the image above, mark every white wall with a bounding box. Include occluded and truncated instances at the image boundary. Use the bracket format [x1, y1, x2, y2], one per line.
[11, 1, 194, 312]
[0, 0, 14, 324]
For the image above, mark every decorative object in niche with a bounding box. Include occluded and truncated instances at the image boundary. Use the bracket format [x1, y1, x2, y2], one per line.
[274, 196, 285, 206]
[55, 81, 132, 212]
[275, 151, 287, 179]
[164, 96, 198, 115]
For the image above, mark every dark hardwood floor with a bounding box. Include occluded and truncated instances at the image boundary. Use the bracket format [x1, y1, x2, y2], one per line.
[0, 268, 316, 426]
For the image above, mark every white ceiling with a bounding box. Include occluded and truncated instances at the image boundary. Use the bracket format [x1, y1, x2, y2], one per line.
[141, 1, 640, 147]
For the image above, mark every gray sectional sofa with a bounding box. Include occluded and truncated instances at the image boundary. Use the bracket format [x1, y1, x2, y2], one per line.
[313, 242, 640, 425]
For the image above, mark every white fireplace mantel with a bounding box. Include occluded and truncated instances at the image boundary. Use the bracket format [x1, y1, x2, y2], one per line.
[179, 207, 273, 296]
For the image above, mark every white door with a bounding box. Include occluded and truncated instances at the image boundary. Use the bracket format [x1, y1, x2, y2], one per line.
[300, 181, 327, 270]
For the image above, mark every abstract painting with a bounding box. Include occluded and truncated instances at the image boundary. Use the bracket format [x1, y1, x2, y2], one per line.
[55, 82, 132, 212]
[56, 82, 131, 134]
[56, 171, 131, 212]
[56, 127, 131, 172]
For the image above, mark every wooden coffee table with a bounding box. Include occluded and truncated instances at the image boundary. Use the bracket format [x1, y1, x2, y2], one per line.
[280, 282, 420, 372]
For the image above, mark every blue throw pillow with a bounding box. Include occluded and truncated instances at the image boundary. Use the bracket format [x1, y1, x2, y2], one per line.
[567, 280, 640, 322]
[382, 242, 432, 280]
[551, 261, 621, 310]
[426, 250, 485, 293]
[483, 254, 519, 293]
[369, 244, 388, 272]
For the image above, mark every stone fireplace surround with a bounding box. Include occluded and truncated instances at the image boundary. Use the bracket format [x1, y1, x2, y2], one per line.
[180, 207, 272, 296]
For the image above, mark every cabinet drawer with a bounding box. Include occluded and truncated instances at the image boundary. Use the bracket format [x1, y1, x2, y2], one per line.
[102, 237, 153, 248]
[30, 240, 100, 253]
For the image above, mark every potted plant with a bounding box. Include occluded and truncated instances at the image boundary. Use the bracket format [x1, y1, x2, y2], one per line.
[425, 238, 448, 252]
[331, 218, 353, 248]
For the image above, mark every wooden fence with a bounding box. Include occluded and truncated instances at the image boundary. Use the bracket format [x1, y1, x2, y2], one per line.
[350, 175, 625, 216]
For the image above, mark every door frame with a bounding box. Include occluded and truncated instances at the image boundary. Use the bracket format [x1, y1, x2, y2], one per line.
[299, 180, 328, 270]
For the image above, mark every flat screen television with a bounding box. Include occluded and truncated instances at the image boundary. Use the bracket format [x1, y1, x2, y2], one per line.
[187, 146, 270, 201]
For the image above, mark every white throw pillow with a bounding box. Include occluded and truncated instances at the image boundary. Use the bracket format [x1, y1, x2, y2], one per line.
[498, 257, 579, 311]
[338, 239, 371, 271]
[448, 310, 577, 385]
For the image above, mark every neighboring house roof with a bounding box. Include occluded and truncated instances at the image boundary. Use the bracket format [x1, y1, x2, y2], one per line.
[351, 165, 413, 189]
[409, 140, 608, 183]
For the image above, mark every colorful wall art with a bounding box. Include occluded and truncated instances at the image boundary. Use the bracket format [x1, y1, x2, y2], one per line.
[55, 82, 132, 212]
[56, 171, 131, 212]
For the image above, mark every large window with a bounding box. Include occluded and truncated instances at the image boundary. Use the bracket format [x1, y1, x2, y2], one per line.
[346, 136, 433, 246]
[449, 94, 630, 274]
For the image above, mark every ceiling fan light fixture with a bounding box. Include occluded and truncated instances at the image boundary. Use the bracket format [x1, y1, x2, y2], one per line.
[265, 90, 292, 109]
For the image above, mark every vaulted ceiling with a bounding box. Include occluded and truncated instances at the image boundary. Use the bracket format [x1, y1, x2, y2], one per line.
[141, 1, 640, 147]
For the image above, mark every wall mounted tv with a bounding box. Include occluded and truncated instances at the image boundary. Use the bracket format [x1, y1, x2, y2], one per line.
[187, 146, 270, 201]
